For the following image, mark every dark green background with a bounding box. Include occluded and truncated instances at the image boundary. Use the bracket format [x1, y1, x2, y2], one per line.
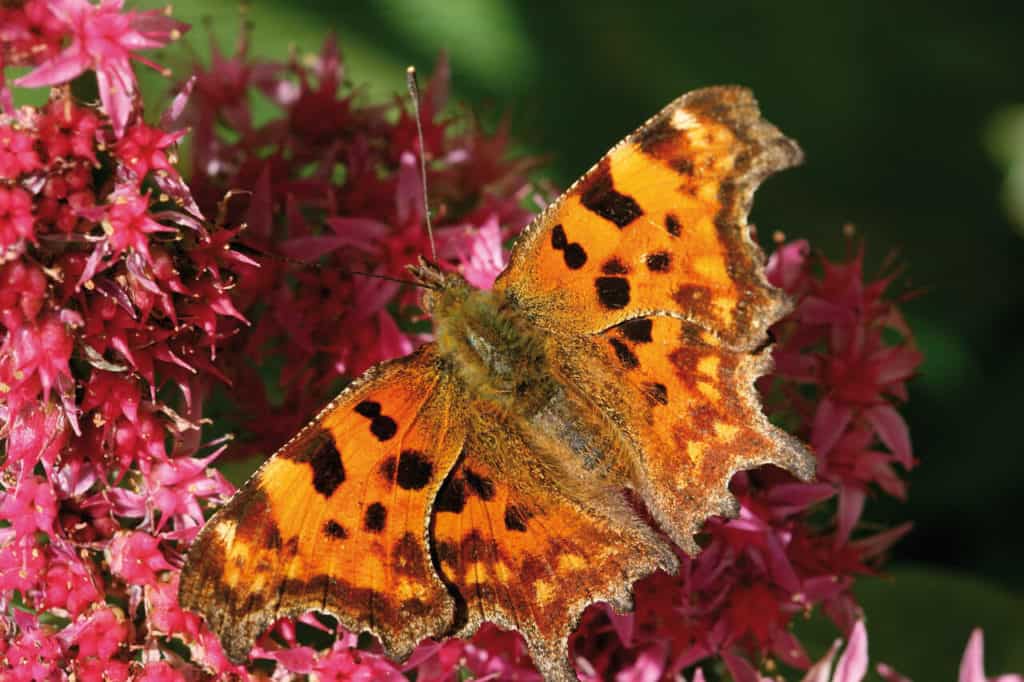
[138, 1, 1023, 678]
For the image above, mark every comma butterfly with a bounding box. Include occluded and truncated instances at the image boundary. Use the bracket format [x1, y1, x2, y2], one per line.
[179, 85, 814, 681]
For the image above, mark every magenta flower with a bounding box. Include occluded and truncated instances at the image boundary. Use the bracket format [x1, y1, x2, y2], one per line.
[448, 214, 509, 289]
[15, 0, 187, 136]
[41, 557, 101, 618]
[114, 121, 186, 181]
[2, 612, 64, 682]
[0, 185, 35, 249]
[0, 125, 41, 177]
[0, 260, 46, 330]
[7, 314, 74, 402]
[61, 605, 129, 661]
[106, 531, 174, 587]
[0, 475, 58, 537]
[101, 185, 179, 261]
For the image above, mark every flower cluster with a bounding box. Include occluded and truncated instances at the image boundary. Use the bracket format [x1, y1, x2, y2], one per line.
[0, 2, 533, 678]
[179, 29, 537, 453]
[0, 3, 1012, 681]
[0, 2, 241, 678]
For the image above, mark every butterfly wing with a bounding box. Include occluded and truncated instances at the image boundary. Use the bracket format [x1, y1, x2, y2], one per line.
[179, 344, 467, 662]
[495, 85, 801, 351]
[431, 411, 678, 682]
[493, 85, 812, 554]
[589, 315, 813, 552]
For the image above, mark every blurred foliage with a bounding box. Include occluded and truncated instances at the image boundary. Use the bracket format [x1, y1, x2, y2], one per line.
[132, 0, 1022, 678]
[986, 105, 1024, 233]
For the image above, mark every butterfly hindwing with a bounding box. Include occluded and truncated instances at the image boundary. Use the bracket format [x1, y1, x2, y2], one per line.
[179, 345, 467, 662]
[592, 315, 813, 551]
[495, 85, 802, 351]
[431, 414, 678, 682]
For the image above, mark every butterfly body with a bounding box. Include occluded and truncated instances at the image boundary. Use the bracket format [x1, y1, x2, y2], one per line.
[424, 265, 556, 416]
[180, 86, 814, 681]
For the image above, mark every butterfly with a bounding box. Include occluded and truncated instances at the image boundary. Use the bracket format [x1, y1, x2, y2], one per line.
[179, 85, 813, 681]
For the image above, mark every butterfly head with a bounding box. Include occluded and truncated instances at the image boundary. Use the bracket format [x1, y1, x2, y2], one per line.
[407, 256, 472, 317]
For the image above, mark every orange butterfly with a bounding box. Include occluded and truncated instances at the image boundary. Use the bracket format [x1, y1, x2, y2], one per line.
[179, 85, 813, 681]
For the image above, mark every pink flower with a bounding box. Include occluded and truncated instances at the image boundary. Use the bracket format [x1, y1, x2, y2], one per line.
[0, 260, 47, 330]
[959, 629, 1024, 682]
[103, 186, 178, 261]
[0, 185, 35, 248]
[798, 621, 868, 682]
[37, 96, 100, 163]
[41, 557, 102, 618]
[2, 612, 64, 682]
[145, 575, 201, 639]
[114, 121, 185, 181]
[448, 215, 508, 289]
[142, 451, 235, 534]
[0, 534, 47, 593]
[8, 314, 75, 401]
[106, 531, 174, 587]
[61, 606, 128, 660]
[15, 0, 188, 136]
[0, 125, 42, 177]
[0, 475, 58, 537]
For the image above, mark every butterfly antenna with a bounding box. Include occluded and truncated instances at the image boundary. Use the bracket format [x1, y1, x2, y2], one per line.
[406, 65, 437, 262]
[235, 243, 431, 289]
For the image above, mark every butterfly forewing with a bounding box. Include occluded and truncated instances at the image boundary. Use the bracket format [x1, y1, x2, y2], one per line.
[179, 345, 467, 662]
[495, 86, 802, 351]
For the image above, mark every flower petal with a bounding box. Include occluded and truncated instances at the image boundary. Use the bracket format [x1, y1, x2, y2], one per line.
[14, 48, 90, 88]
[833, 620, 868, 682]
[959, 629, 987, 682]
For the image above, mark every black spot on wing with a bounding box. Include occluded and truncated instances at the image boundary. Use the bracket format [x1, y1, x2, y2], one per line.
[354, 400, 398, 441]
[643, 381, 669, 406]
[550, 223, 588, 270]
[396, 450, 433, 490]
[601, 258, 629, 275]
[665, 213, 681, 237]
[464, 468, 495, 501]
[379, 456, 397, 482]
[609, 338, 640, 369]
[671, 157, 694, 176]
[354, 400, 381, 418]
[370, 415, 397, 441]
[307, 433, 345, 497]
[595, 276, 630, 309]
[324, 520, 348, 539]
[579, 160, 643, 228]
[551, 224, 568, 249]
[563, 243, 587, 269]
[619, 318, 653, 343]
[364, 502, 387, 532]
[646, 252, 671, 272]
[503, 505, 531, 532]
